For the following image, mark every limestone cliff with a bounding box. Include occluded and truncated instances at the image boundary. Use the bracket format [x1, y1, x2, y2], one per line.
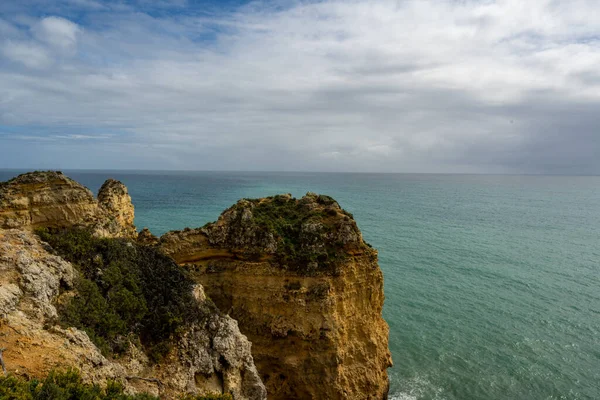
[0, 171, 136, 239]
[160, 193, 393, 399]
[0, 229, 265, 399]
[0, 171, 392, 400]
[0, 172, 266, 400]
[96, 178, 137, 239]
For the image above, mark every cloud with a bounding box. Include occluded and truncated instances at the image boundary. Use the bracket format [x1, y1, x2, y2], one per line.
[0, 15, 81, 69]
[33, 16, 81, 51]
[54, 134, 113, 140]
[1, 40, 53, 68]
[0, 132, 114, 141]
[0, 18, 19, 36]
[0, 0, 599, 173]
[65, 0, 106, 10]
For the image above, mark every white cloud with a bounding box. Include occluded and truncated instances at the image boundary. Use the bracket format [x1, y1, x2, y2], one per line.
[0, 0, 599, 172]
[54, 134, 114, 140]
[0, 18, 19, 36]
[1, 40, 53, 68]
[33, 16, 81, 51]
[65, 0, 106, 10]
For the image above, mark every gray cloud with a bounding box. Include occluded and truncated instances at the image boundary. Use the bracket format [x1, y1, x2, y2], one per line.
[0, 0, 599, 173]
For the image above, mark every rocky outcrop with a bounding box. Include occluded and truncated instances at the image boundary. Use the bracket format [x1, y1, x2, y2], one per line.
[138, 227, 159, 246]
[0, 171, 99, 231]
[0, 171, 136, 238]
[0, 171, 265, 399]
[0, 228, 266, 400]
[96, 178, 137, 239]
[0, 171, 392, 400]
[161, 193, 392, 400]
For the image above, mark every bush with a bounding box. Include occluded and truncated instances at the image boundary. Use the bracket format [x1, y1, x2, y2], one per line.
[0, 369, 149, 400]
[181, 395, 233, 400]
[36, 228, 207, 361]
[0, 369, 231, 400]
[247, 197, 347, 275]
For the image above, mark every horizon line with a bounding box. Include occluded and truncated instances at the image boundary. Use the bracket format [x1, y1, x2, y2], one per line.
[0, 168, 599, 178]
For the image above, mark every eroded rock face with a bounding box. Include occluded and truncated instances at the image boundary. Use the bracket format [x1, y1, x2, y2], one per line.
[0, 228, 266, 400]
[0, 172, 391, 399]
[96, 179, 137, 239]
[161, 193, 392, 400]
[137, 227, 159, 246]
[0, 171, 136, 238]
[0, 171, 99, 230]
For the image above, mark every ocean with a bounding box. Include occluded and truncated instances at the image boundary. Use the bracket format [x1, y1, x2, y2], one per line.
[1, 170, 599, 400]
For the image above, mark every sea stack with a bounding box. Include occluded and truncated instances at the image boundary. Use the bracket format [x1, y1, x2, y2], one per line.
[160, 193, 393, 399]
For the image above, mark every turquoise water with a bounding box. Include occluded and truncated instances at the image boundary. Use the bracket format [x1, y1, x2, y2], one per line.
[2, 170, 599, 400]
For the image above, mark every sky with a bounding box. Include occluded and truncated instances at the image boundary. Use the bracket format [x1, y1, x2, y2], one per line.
[0, 0, 599, 173]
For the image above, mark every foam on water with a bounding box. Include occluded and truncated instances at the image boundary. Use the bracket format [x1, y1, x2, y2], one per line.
[390, 393, 419, 400]
[389, 375, 446, 400]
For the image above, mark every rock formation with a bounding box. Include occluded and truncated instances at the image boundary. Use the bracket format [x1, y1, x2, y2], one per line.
[0, 171, 136, 239]
[0, 171, 99, 231]
[160, 193, 393, 399]
[96, 178, 137, 239]
[0, 229, 265, 399]
[0, 171, 392, 400]
[0, 172, 266, 400]
[138, 227, 160, 246]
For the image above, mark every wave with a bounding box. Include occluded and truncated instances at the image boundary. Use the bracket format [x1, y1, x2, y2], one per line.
[389, 375, 446, 400]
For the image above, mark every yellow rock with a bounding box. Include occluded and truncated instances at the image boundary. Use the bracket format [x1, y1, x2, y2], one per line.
[161, 193, 393, 400]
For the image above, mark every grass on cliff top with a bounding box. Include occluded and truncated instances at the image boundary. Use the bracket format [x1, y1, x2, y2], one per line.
[238, 194, 352, 275]
[36, 227, 212, 362]
[0, 369, 232, 400]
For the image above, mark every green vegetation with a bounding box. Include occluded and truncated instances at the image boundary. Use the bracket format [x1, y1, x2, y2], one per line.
[180, 395, 232, 400]
[36, 228, 211, 361]
[0, 369, 152, 400]
[0, 369, 232, 400]
[238, 194, 350, 275]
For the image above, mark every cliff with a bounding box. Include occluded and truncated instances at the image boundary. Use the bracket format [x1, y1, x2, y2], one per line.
[0, 171, 136, 239]
[0, 172, 392, 400]
[0, 172, 266, 400]
[160, 193, 393, 399]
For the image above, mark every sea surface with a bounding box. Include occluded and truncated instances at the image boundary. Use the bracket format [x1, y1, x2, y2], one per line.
[1, 170, 599, 400]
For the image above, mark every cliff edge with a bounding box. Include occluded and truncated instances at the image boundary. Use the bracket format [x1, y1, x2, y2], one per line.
[0, 171, 392, 400]
[0, 172, 266, 400]
[160, 193, 393, 399]
[0, 171, 136, 239]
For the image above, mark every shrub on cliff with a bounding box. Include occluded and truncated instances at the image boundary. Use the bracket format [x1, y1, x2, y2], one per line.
[36, 227, 208, 361]
[0, 369, 232, 400]
[0, 369, 154, 400]
[241, 195, 349, 275]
